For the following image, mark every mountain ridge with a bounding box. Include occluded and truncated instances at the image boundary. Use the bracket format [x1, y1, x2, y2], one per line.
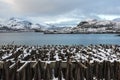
[0, 17, 52, 31]
[1, 17, 120, 33]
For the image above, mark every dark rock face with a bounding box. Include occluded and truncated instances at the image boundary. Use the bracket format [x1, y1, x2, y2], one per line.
[77, 21, 89, 26]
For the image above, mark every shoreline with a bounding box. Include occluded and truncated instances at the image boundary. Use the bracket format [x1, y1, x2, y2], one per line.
[1, 30, 120, 34]
[44, 31, 120, 34]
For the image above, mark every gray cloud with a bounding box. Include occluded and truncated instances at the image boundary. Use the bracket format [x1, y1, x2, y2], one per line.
[12, 0, 82, 16]
[0, 0, 120, 25]
[11, 0, 120, 16]
[0, 0, 17, 18]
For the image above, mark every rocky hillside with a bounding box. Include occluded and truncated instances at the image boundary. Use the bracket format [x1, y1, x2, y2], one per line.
[44, 19, 120, 34]
[71, 19, 120, 33]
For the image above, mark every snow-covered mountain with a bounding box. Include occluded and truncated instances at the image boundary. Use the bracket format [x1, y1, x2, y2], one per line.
[5, 17, 32, 29]
[67, 19, 120, 33]
[0, 17, 52, 31]
[113, 18, 120, 22]
[1, 17, 120, 33]
[77, 19, 116, 28]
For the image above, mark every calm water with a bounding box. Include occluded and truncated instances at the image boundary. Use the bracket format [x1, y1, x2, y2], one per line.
[0, 32, 120, 45]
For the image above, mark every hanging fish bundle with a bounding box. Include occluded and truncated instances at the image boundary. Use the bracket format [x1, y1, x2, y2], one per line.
[0, 44, 120, 80]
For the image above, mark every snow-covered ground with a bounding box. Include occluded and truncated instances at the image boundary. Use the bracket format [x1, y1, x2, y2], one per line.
[0, 44, 120, 63]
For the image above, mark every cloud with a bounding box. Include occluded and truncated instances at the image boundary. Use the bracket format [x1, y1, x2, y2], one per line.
[0, 0, 17, 18]
[2, 0, 119, 16]
[0, 0, 120, 26]
[97, 14, 120, 20]
[1, 0, 120, 16]
[11, 0, 82, 16]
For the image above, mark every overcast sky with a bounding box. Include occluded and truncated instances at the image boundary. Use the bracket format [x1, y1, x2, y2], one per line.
[0, 0, 120, 26]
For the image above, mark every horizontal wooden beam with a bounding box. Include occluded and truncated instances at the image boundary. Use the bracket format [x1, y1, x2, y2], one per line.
[0, 60, 120, 69]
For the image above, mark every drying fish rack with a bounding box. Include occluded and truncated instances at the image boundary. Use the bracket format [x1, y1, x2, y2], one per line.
[0, 44, 120, 80]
